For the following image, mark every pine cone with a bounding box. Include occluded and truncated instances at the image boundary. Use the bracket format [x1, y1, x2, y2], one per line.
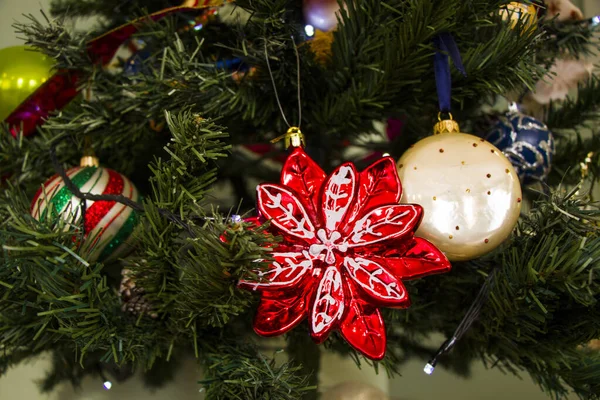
[119, 268, 158, 319]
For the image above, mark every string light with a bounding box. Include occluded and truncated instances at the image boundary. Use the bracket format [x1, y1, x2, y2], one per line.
[304, 24, 315, 37]
[424, 363, 435, 375]
[103, 380, 113, 390]
[424, 270, 497, 375]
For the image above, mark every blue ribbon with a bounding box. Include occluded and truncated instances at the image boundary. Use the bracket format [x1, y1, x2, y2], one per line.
[433, 33, 467, 113]
[214, 57, 249, 71]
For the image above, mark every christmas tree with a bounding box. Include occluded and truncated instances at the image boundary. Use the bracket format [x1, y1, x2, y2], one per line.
[2, 0, 600, 398]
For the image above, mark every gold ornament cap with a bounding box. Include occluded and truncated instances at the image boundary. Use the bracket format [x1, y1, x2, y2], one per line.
[80, 155, 100, 167]
[271, 126, 306, 149]
[433, 113, 461, 135]
[80, 137, 100, 167]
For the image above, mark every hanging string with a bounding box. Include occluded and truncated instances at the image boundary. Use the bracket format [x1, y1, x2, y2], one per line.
[432, 33, 467, 114]
[264, 37, 302, 128]
[424, 268, 498, 375]
[293, 37, 302, 128]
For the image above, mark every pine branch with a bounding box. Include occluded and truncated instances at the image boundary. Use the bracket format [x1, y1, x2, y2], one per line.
[200, 342, 315, 399]
[541, 15, 600, 58]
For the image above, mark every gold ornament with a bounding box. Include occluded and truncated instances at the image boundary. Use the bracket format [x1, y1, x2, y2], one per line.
[587, 339, 600, 351]
[499, 2, 538, 31]
[397, 117, 522, 261]
[307, 29, 334, 65]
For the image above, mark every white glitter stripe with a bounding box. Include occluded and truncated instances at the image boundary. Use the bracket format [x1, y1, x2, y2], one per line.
[32, 167, 82, 219]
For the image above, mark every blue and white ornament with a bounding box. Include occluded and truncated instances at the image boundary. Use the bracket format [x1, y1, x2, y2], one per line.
[486, 111, 554, 184]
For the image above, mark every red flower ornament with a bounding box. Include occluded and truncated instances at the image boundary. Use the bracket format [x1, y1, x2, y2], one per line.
[239, 147, 451, 360]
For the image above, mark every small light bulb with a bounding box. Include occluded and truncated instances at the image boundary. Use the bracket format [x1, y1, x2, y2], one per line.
[29, 79, 37, 87]
[382, 153, 390, 157]
[194, 24, 203, 31]
[424, 363, 435, 375]
[103, 381, 112, 390]
[304, 24, 315, 37]
[17, 78, 24, 88]
[592, 16, 600, 27]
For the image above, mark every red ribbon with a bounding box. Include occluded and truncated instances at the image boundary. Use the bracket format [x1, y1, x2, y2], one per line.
[5, 0, 225, 137]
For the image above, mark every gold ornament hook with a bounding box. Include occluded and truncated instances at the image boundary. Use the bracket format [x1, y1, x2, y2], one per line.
[434, 112, 461, 135]
[80, 136, 100, 167]
[271, 127, 306, 149]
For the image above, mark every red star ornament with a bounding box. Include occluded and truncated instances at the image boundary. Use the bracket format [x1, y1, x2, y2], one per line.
[239, 147, 451, 360]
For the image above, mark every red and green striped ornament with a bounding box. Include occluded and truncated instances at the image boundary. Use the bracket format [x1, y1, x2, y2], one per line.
[31, 164, 140, 262]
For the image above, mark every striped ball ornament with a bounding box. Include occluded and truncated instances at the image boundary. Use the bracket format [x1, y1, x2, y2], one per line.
[31, 166, 140, 262]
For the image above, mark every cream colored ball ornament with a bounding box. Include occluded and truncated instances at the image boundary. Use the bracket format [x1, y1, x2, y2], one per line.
[396, 117, 522, 261]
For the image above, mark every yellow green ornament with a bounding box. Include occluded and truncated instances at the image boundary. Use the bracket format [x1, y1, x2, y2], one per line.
[0, 46, 54, 121]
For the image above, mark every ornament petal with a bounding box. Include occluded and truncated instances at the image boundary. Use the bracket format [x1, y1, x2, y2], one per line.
[347, 204, 422, 248]
[321, 163, 357, 233]
[257, 184, 316, 242]
[281, 147, 326, 216]
[343, 256, 409, 307]
[254, 291, 309, 337]
[310, 266, 345, 343]
[340, 284, 386, 360]
[238, 251, 313, 291]
[381, 237, 452, 280]
[346, 157, 402, 227]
